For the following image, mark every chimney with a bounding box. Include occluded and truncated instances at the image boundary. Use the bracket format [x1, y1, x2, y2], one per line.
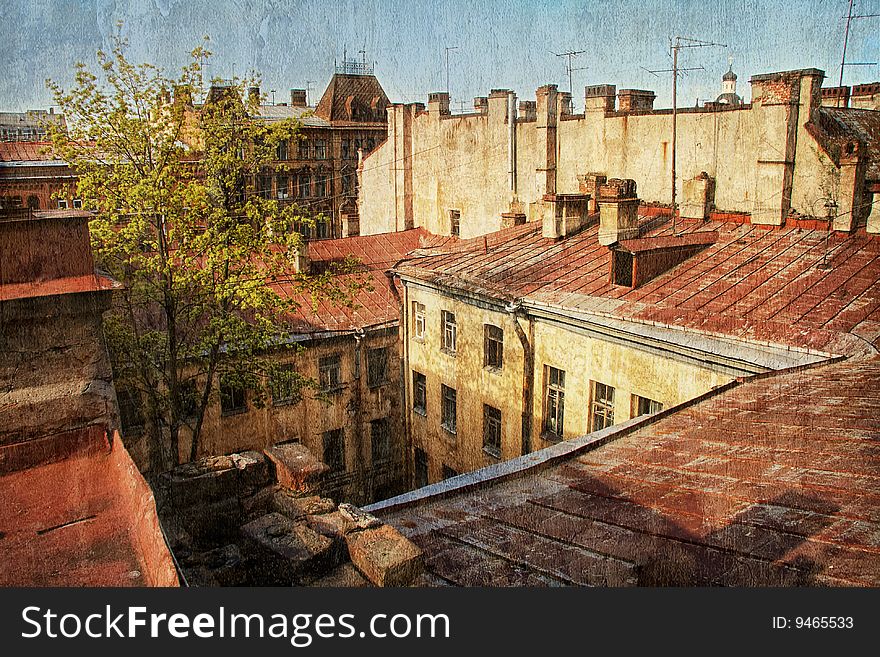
[585, 85, 616, 113]
[248, 86, 261, 105]
[173, 84, 193, 107]
[558, 92, 573, 117]
[680, 172, 715, 221]
[542, 194, 592, 239]
[578, 172, 607, 214]
[598, 178, 639, 246]
[294, 240, 310, 273]
[290, 89, 307, 107]
[518, 100, 537, 121]
[617, 89, 656, 112]
[427, 92, 450, 116]
[474, 96, 489, 113]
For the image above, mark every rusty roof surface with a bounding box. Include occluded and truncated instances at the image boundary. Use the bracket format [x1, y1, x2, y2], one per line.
[0, 426, 178, 586]
[395, 218, 880, 354]
[376, 356, 880, 586]
[278, 228, 436, 333]
[0, 140, 64, 164]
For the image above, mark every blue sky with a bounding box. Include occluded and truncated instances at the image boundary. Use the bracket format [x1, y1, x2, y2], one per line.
[1, 0, 878, 112]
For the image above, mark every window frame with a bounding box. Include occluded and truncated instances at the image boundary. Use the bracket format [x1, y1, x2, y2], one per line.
[441, 310, 457, 355]
[412, 301, 426, 341]
[370, 417, 392, 465]
[484, 324, 503, 370]
[590, 381, 616, 432]
[449, 209, 461, 236]
[633, 394, 663, 417]
[367, 346, 389, 388]
[412, 370, 427, 416]
[219, 377, 248, 416]
[318, 354, 343, 392]
[483, 404, 502, 458]
[440, 384, 457, 434]
[271, 363, 299, 406]
[543, 366, 565, 439]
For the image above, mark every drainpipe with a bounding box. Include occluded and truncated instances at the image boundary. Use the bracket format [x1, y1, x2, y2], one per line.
[506, 299, 533, 455]
[352, 327, 365, 502]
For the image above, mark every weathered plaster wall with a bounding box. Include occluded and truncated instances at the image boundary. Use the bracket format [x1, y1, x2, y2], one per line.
[360, 69, 864, 236]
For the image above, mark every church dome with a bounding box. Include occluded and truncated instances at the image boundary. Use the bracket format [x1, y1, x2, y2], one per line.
[723, 65, 737, 82]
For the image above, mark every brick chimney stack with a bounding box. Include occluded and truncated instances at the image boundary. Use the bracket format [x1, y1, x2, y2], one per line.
[290, 89, 307, 107]
[598, 178, 640, 245]
[617, 89, 656, 112]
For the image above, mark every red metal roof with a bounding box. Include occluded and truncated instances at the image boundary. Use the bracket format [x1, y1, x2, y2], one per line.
[279, 228, 439, 333]
[378, 356, 880, 586]
[396, 218, 880, 354]
[0, 426, 178, 586]
[0, 141, 61, 163]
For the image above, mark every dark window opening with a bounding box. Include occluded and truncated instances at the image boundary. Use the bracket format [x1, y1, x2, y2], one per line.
[220, 377, 247, 415]
[323, 428, 345, 472]
[412, 371, 427, 415]
[370, 418, 392, 464]
[484, 324, 503, 369]
[367, 347, 389, 388]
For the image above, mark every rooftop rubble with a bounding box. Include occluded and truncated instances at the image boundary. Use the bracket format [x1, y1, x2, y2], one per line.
[154, 445, 424, 587]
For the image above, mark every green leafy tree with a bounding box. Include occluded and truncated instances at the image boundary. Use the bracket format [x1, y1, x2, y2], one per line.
[47, 36, 360, 470]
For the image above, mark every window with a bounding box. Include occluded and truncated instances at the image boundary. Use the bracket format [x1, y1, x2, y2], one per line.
[342, 172, 354, 196]
[315, 218, 329, 239]
[367, 347, 389, 388]
[257, 174, 272, 199]
[57, 199, 68, 209]
[315, 139, 327, 159]
[318, 354, 342, 391]
[220, 377, 247, 415]
[315, 173, 327, 198]
[544, 366, 565, 437]
[415, 448, 429, 488]
[297, 173, 311, 198]
[484, 324, 503, 369]
[276, 140, 289, 161]
[72, 198, 82, 209]
[370, 418, 392, 464]
[449, 209, 460, 236]
[341, 139, 351, 160]
[634, 395, 663, 416]
[441, 310, 457, 354]
[412, 301, 426, 340]
[441, 384, 457, 434]
[298, 138, 310, 159]
[412, 371, 427, 415]
[591, 381, 616, 432]
[322, 429, 345, 472]
[483, 404, 502, 457]
[26, 195, 39, 210]
[442, 465, 459, 480]
[276, 175, 289, 199]
[271, 364, 299, 406]
[117, 388, 144, 436]
[366, 138, 375, 152]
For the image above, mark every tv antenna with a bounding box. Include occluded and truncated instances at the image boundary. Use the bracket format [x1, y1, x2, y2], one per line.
[837, 0, 879, 106]
[645, 36, 725, 233]
[551, 50, 587, 94]
[305, 80, 316, 106]
[444, 46, 459, 96]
